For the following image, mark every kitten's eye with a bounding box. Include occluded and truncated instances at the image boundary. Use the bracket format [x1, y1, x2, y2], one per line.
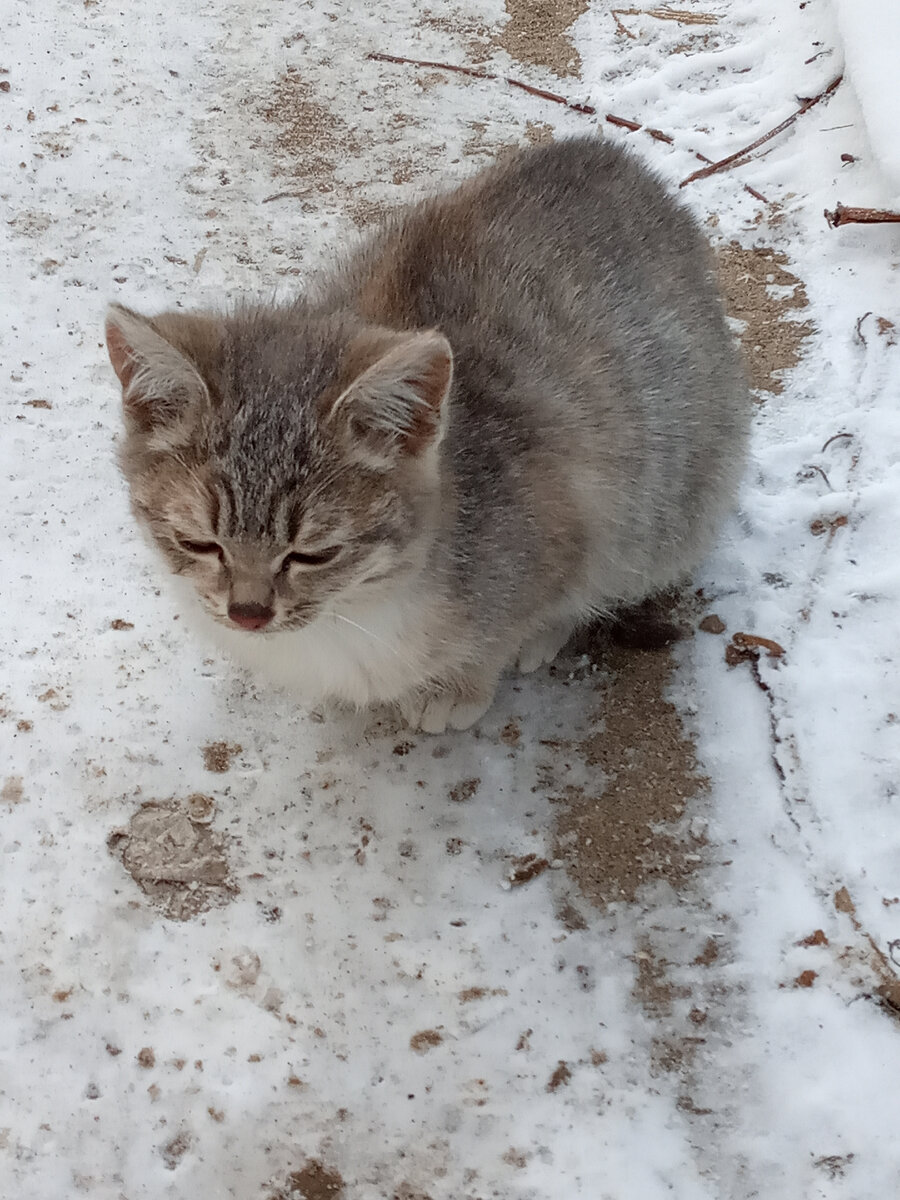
[281, 546, 342, 569]
[177, 537, 223, 558]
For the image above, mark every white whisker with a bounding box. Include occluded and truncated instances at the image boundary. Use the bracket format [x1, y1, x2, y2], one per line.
[327, 611, 417, 674]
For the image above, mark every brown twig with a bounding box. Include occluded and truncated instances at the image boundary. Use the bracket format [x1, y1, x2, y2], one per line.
[262, 190, 313, 203]
[801, 463, 833, 490]
[835, 887, 900, 1016]
[369, 51, 768, 204]
[367, 52, 597, 115]
[680, 74, 843, 187]
[854, 313, 872, 346]
[824, 203, 900, 228]
[606, 114, 641, 132]
[821, 431, 853, 452]
[606, 115, 768, 202]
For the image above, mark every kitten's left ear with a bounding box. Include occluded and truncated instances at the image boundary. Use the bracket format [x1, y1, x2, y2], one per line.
[330, 330, 453, 463]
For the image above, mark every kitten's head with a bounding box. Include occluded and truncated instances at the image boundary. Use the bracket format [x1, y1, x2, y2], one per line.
[105, 303, 453, 633]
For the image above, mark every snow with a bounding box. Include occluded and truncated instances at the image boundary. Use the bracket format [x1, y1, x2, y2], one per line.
[833, 0, 900, 200]
[2, 1, 900, 1198]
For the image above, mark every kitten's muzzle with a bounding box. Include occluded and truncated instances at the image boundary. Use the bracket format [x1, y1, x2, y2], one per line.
[228, 602, 275, 631]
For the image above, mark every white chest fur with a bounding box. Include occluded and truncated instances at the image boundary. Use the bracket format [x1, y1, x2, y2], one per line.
[199, 590, 434, 709]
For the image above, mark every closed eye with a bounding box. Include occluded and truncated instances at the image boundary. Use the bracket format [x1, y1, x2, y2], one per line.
[177, 537, 223, 558]
[281, 546, 342, 569]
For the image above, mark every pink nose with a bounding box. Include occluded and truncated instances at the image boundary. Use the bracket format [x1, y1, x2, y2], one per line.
[228, 603, 274, 631]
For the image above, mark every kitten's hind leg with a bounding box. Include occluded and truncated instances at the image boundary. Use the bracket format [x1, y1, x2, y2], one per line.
[516, 622, 575, 675]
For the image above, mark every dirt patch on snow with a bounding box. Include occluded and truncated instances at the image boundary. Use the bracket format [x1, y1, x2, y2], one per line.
[269, 1160, 345, 1199]
[716, 242, 812, 394]
[553, 642, 708, 908]
[108, 799, 236, 920]
[261, 69, 360, 187]
[497, 0, 589, 78]
[202, 740, 242, 772]
[632, 939, 689, 1019]
[1, 775, 25, 806]
[410, 1028, 444, 1053]
[419, 12, 496, 64]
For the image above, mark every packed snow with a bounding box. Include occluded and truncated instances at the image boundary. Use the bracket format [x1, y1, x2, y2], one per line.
[832, 0, 900, 200]
[1, 1, 899, 1197]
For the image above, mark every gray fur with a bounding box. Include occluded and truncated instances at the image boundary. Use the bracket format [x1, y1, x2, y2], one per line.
[107, 137, 749, 732]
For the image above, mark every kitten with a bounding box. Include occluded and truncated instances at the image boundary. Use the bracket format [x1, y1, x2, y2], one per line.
[106, 136, 749, 733]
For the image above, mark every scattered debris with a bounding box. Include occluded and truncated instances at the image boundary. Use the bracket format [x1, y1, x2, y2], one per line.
[506, 854, 550, 887]
[834, 886, 900, 1014]
[798, 929, 828, 947]
[731, 632, 785, 659]
[202, 741, 242, 773]
[809, 514, 848, 539]
[699, 614, 726, 635]
[546, 1060, 572, 1092]
[1, 776, 24, 806]
[159, 1129, 192, 1171]
[269, 1160, 345, 1199]
[449, 778, 479, 803]
[410, 1029, 443, 1053]
[813, 1154, 855, 1180]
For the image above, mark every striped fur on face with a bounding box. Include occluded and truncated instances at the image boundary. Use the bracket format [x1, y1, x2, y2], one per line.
[108, 305, 448, 634]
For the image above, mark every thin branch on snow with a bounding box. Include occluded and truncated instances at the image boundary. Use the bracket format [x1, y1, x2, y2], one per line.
[605, 114, 769, 201]
[834, 887, 900, 1017]
[366, 52, 598, 115]
[824, 203, 900, 228]
[369, 51, 769, 204]
[822, 431, 854, 451]
[262, 190, 313, 203]
[800, 463, 833, 490]
[680, 74, 843, 187]
[854, 313, 873, 346]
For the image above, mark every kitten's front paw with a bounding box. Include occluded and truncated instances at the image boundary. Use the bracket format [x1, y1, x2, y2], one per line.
[516, 623, 574, 674]
[399, 688, 494, 734]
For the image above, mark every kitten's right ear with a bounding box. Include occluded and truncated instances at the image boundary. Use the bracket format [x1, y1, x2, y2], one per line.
[105, 304, 210, 432]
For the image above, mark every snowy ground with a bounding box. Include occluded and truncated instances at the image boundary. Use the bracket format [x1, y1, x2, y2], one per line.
[2, 1, 900, 1197]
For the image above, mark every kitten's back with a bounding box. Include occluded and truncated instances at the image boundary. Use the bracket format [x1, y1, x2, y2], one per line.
[339, 137, 747, 608]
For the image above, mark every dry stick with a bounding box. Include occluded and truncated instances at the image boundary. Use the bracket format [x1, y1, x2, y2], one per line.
[605, 115, 767, 201]
[370, 52, 769, 204]
[680, 74, 843, 187]
[366, 52, 597, 115]
[262, 190, 312, 204]
[824, 203, 900, 228]
[822, 431, 853, 452]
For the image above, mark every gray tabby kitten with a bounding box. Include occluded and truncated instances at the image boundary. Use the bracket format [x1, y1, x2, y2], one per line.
[106, 137, 748, 733]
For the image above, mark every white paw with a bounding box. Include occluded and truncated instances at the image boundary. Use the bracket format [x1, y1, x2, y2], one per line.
[400, 692, 493, 734]
[516, 625, 572, 675]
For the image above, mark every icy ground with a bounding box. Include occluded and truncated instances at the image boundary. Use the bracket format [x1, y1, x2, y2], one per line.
[2, 1, 899, 1197]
